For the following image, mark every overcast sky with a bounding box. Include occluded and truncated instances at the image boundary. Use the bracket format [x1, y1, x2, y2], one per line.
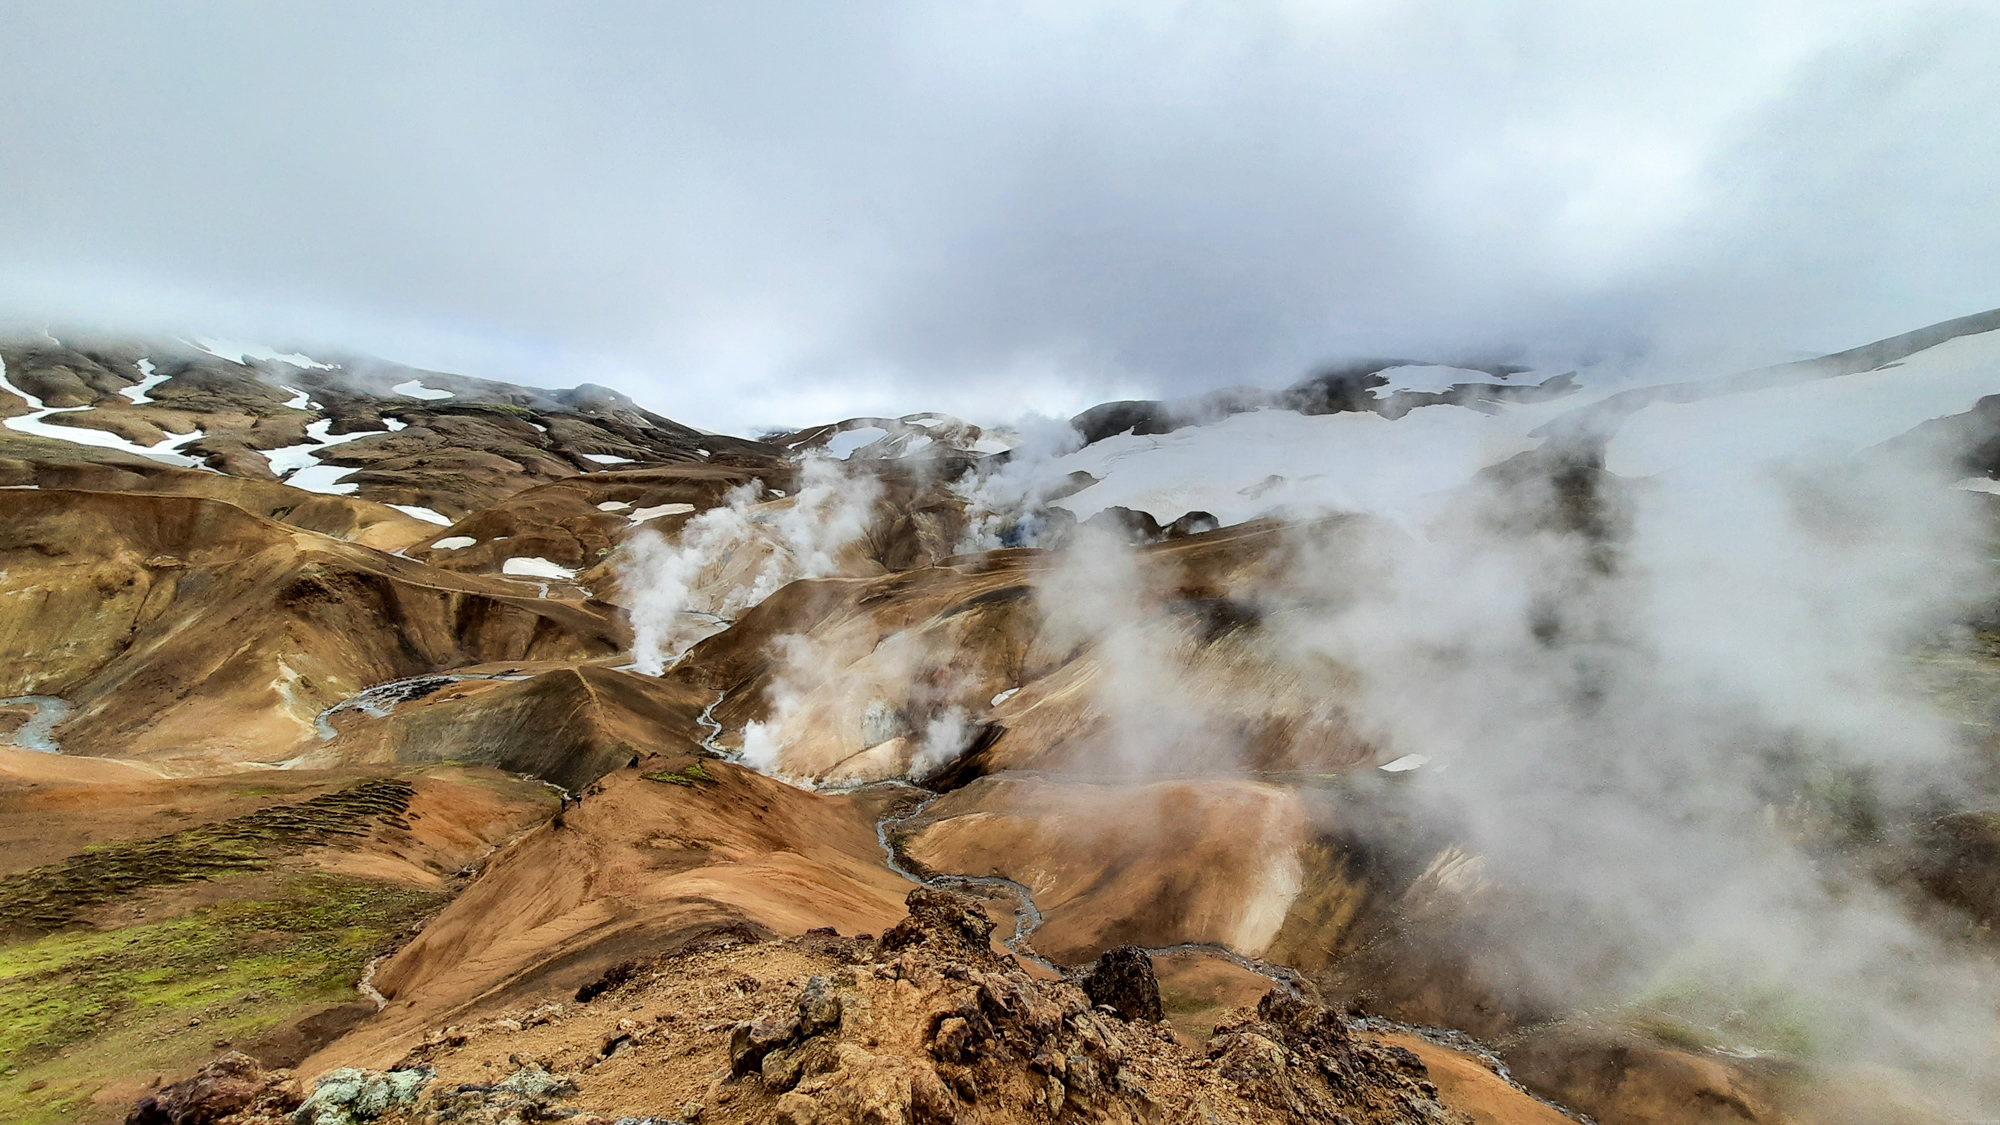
[2, 1, 1996, 433]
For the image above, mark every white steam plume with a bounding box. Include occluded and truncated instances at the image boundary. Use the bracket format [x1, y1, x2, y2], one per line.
[974, 393, 2000, 1109]
[1271, 438, 2000, 1108]
[621, 455, 882, 675]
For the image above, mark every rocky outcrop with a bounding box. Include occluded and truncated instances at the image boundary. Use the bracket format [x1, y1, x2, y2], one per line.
[166, 888, 1532, 1125]
[1082, 945, 1164, 1023]
[124, 1053, 301, 1125]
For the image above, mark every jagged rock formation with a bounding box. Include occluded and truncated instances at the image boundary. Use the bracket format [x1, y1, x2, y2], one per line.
[154, 888, 1531, 1124]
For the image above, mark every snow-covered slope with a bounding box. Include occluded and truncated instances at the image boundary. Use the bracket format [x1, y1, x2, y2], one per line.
[767, 413, 1013, 460]
[1037, 320, 2000, 529]
[1605, 327, 2000, 477]
[1047, 406, 1547, 526]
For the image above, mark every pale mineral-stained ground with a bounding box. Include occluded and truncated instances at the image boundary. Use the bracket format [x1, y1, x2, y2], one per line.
[4, 317, 2000, 1124]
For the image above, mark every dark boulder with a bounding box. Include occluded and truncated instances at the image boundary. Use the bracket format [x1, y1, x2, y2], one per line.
[1081, 945, 1163, 1022]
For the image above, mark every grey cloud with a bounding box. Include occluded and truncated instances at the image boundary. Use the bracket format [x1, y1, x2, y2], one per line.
[1, 1, 1995, 432]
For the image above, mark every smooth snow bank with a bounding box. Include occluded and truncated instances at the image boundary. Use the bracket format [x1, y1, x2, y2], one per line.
[264, 419, 378, 494]
[280, 386, 314, 410]
[391, 379, 453, 400]
[1379, 753, 1433, 773]
[597, 500, 632, 512]
[120, 359, 169, 404]
[0, 358, 208, 467]
[1041, 330, 2000, 529]
[284, 464, 359, 495]
[1371, 365, 1515, 397]
[1050, 406, 1544, 526]
[1955, 477, 2000, 496]
[826, 426, 887, 459]
[502, 556, 576, 579]
[388, 504, 451, 525]
[630, 502, 695, 522]
[264, 417, 405, 495]
[191, 337, 336, 370]
[431, 536, 476, 550]
[1606, 328, 2000, 478]
[580, 452, 635, 464]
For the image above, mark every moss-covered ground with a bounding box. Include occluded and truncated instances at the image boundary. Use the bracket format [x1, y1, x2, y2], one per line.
[641, 762, 715, 787]
[0, 870, 446, 1125]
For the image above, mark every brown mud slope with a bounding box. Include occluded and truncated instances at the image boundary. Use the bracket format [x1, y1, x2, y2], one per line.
[0, 335, 791, 517]
[315, 759, 917, 1074]
[902, 776, 1314, 964]
[180, 888, 1571, 1125]
[0, 489, 623, 766]
[314, 663, 718, 791]
[0, 438, 437, 551]
[410, 463, 792, 574]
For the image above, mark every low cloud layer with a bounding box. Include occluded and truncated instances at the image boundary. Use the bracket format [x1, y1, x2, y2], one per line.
[3, 2, 1997, 432]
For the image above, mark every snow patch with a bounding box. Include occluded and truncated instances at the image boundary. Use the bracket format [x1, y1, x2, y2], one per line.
[120, 359, 169, 404]
[631, 502, 696, 523]
[597, 500, 632, 511]
[1955, 477, 2000, 496]
[388, 504, 451, 525]
[431, 536, 476, 550]
[1379, 753, 1433, 773]
[581, 452, 636, 464]
[262, 416, 401, 494]
[191, 337, 335, 369]
[990, 687, 1020, 706]
[0, 357, 208, 468]
[391, 379, 453, 400]
[1370, 364, 1515, 398]
[502, 556, 576, 580]
[279, 386, 313, 410]
[1606, 328, 2000, 478]
[284, 465, 358, 495]
[826, 427, 887, 459]
[1047, 406, 1545, 527]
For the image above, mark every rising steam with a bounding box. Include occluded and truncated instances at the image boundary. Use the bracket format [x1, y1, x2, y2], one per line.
[621, 455, 881, 675]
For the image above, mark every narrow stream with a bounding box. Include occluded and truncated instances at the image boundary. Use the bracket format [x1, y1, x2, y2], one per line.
[874, 789, 1057, 972]
[313, 670, 533, 740]
[695, 690, 728, 755]
[864, 773, 1584, 1118]
[0, 695, 70, 754]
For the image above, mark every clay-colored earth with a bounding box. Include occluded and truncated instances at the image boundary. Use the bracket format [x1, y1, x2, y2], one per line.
[0, 333, 1991, 1125]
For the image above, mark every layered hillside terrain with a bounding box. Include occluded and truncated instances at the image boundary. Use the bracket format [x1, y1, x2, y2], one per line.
[3, 319, 2000, 1125]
